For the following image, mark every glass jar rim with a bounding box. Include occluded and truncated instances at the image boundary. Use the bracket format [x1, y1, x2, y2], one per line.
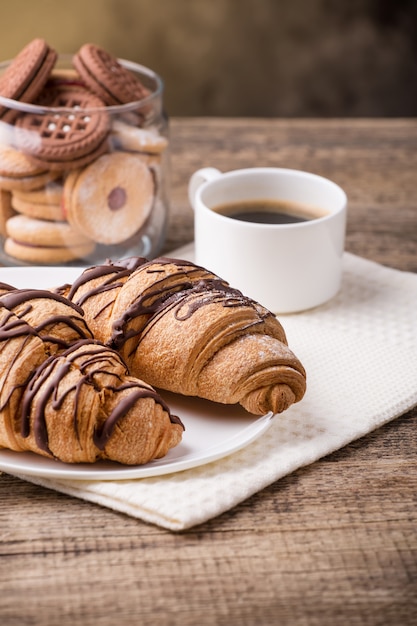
[0, 55, 164, 115]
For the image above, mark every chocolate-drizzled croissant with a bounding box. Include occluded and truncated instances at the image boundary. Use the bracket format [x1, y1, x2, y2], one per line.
[61, 257, 307, 415]
[0, 290, 183, 464]
[0, 288, 93, 351]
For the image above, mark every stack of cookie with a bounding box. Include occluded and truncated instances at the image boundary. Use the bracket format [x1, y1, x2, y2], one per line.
[0, 39, 168, 265]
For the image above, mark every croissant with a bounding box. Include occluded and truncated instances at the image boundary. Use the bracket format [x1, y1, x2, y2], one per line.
[0, 289, 183, 464]
[0, 287, 93, 351]
[61, 257, 307, 415]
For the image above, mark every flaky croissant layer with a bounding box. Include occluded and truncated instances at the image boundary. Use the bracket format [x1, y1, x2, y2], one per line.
[62, 257, 307, 415]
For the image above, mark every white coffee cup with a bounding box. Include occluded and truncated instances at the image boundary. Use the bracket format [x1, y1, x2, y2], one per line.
[188, 167, 347, 314]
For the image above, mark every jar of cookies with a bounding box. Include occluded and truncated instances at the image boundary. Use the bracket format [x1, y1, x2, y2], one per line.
[0, 40, 169, 266]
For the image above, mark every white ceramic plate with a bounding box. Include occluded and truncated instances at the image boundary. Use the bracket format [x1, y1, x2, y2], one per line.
[0, 266, 274, 480]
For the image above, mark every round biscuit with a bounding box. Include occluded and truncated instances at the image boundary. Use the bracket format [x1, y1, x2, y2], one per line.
[49, 68, 85, 86]
[0, 143, 47, 178]
[0, 169, 60, 192]
[0, 188, 16, 236]
[6, 213, 93, 247]
[64, 151, 155, 245]
[4, 237, 95, 264]
[110, 120, 168, 154]
[11, 195, 63, 221]
[13, 180, 63, 205]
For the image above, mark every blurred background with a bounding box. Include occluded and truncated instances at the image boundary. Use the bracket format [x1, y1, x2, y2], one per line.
[1, 0, 417, 117]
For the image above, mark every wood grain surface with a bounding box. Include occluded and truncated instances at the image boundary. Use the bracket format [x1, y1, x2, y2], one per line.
[1, 118, 416, 626]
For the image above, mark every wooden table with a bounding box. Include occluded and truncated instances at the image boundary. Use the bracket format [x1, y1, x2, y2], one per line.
[1, 119, 416, 626]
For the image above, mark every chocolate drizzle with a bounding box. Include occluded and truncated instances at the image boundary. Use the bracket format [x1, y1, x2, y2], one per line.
[172, 279, 257, 321]
[0, 289, 92, 346]
[1, 289, 85, 315]
[0, 305, 38, 342]
[0, 306, 40, 413]
[20, 356, 71, 449]
[93, 380, 182, 450]
[0, 281, 15, 293]
[63, 256, 272, 353]
[108, 260, 270, 351]
[66, 258, 147, 308]
[19, 339, 183, 456]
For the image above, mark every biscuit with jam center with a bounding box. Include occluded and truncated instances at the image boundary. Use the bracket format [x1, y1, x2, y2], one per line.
[63, 151, 155, 245]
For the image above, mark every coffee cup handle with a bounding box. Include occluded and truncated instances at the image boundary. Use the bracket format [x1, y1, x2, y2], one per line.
[188, 168, 222, 209]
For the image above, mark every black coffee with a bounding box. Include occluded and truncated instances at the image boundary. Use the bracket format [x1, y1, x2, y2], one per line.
[212, 199, 327, 224]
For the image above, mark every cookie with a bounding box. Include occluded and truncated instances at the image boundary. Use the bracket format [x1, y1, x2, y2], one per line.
[11, 182, 64, 221]
[110, 119, 168, 154]
[73, 44, 150, 106]
[15, 85, 110, 171]
[0, 188, 16, 236]
[5, 214, 95, 264]
[4, 237, 95, 264]
[0, 169, 60, 192]
[0, 143, 48, 178]
[0, 143, 60, 191]
[11, 181, 64, 222]
[0, 38, 57, 123]
[48, 68, 87, 90]
[12, 180, 63, 205]
[63, 151, 155, 245]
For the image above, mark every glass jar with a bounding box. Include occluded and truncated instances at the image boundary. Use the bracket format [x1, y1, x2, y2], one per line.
[0, 55, 169, 266]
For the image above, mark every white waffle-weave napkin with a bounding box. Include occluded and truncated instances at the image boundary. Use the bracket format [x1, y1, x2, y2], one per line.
[11, 246, 417, 530]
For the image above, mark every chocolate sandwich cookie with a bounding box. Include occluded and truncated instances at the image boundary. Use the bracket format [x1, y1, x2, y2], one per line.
[0, 38, 57, 123]
[73, 44, 150, 106]
[15, 85, 110, 171]
[63, 151, 155, 245]
[5, 214, 95, 264]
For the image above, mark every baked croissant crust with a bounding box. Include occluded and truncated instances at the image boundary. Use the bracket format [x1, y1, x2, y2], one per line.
[62, 257, 307, 415]
[0, 290, 183, 464]
[0, 288, 93, 351]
